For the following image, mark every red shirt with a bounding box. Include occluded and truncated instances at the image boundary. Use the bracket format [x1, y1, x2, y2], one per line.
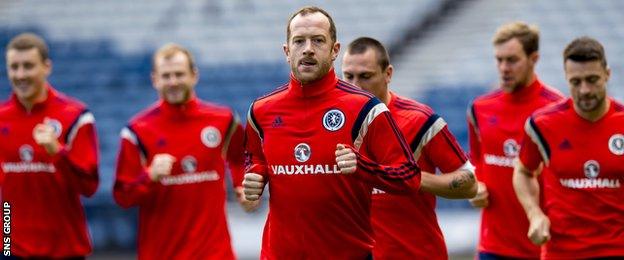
[519, 98, 624, 259]
[371, 92, 469, 259]
[246, 69, 421, 259]
[0, 85, 99, 257]
[468, 78, 564, 258]
[113, 97, 244, 260]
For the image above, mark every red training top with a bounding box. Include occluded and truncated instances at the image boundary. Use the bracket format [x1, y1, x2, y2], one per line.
[468, 77, 563, 258]
[0, 85, 99, 257]
[519, 98, 624, 259]
[114, 97, 244, 260]
[247, 69, 421, 259]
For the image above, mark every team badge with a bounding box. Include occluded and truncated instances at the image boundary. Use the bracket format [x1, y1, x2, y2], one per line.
[294, 143, 311, 163]
[608, 134, 624, 155]
[45, 118, 63, 138]
[181, 156, 197, 173]
[583, 160, 600, 179]
[19, 144, 34, 162]
[322, 109, 345, 131]
[503, 139, 520, 157]
[201, 126, 221, 148]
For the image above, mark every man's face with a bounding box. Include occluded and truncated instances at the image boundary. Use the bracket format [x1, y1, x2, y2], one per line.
[564, 59, 609, 113]
[494, 38, 537, 92]
[6, 48, 51, 103]
[342, 49, 391, 99]
[152, 52, 198, 105]
[284, 12, 340, 84]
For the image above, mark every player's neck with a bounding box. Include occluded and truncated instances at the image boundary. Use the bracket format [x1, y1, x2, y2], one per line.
[380, 90, 390, 105]
[575, 99, 610, 122]
[18, 84, 48, 112]
[509, 73, 536, 94]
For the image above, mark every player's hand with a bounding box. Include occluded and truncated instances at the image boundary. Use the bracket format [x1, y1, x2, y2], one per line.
[335, 144, 357, 174]
[242, 173, 265, 201]
[235, 186, 261, 212]
[527, 210, 551, 245]
[469, 181, 489, 208]
[33, 122, 61, 155]
[148, 154, 176, 182]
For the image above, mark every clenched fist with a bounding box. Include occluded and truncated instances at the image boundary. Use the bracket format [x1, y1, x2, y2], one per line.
[335, 144, 357, 174]
[242, 173, 265, 201]
[148, 154, 176, 181]
[33, 122, 61, 155]
[527, 210, 551, 245]
[469, 181, 489, 208]
[235, 186, 261, 212]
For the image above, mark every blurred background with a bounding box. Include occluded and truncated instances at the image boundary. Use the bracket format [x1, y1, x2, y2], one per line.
[1, 0, 623, 259]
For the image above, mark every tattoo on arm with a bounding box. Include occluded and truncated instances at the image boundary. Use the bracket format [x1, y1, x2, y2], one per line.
[449, 171, 475, 190]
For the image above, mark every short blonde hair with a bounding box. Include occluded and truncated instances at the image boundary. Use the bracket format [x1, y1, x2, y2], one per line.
[493, 22, 540, 55]
[152, 43, 196, 72]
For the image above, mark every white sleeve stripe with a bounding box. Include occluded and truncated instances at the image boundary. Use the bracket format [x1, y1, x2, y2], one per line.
[222, 114, 240, 158]
[353, 103, 389, 150]
[120, 127, 138, 145]
[467, 105, 480, 139]
[524, 119, 550, 166]
[413, 117, 447, 159]
[120, 127, 147, 165]
[66, 112, 95, 149]
[246, 106, 262, 141]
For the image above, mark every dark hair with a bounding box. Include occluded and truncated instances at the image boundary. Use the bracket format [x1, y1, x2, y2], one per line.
[7, 33, 49, 61]
[286, 6, 336, 43]
[152, 43, 196, 72]
[493, 21, 540, 55]
[563, 36, 607, 68]
[346, 37, 390, 70]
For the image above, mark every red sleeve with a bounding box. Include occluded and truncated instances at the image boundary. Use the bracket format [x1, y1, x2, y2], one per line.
[354, 111, 421, 194]
[52, 114, 99, 197]
[244, 108, 268, 178]
[225, 117, 245, 188]
[422, 125, 468, 173]
[467, 111, 483, 180]
[518, 127, 543, 172]
[113, 127, 157, 208]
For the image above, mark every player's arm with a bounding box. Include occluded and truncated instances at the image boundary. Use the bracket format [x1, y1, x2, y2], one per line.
[420, 168, 476, 199]
[415, 120, 477, 199]
[224, 113, 260, 212]
[513, 160, 549, 245]
[466, 105, 489, 207]
[113, 126, 169, 208]
[337, 100, 421, 193]
[513, 117, 550, 245]
[242, 105, 269, 201]
[36, 111, 99, 197]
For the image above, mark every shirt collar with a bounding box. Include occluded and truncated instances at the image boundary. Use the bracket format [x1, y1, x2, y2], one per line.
[502, 75, 544, 102]
[288, 68, 338, 98]
[11, 83, 55, 113]
[159, 95, 199, 117]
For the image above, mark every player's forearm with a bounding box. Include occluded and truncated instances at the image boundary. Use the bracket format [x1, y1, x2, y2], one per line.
[354, 151, 421, 194]
[113, 172, 154, 208]
[420, 170, 477, 199]
[513, 163, 543, 218]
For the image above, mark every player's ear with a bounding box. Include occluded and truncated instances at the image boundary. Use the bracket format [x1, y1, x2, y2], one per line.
[150, 71, 158, 91]
[331, 41, 341, 61]
[529, 51, 539, 66]
[385, 64, 394, 85]
[283, 43, 290, 63]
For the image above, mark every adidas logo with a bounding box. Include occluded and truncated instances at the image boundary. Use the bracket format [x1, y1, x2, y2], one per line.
[559, 139, 572, 150]
[272, 116, 283, 128]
